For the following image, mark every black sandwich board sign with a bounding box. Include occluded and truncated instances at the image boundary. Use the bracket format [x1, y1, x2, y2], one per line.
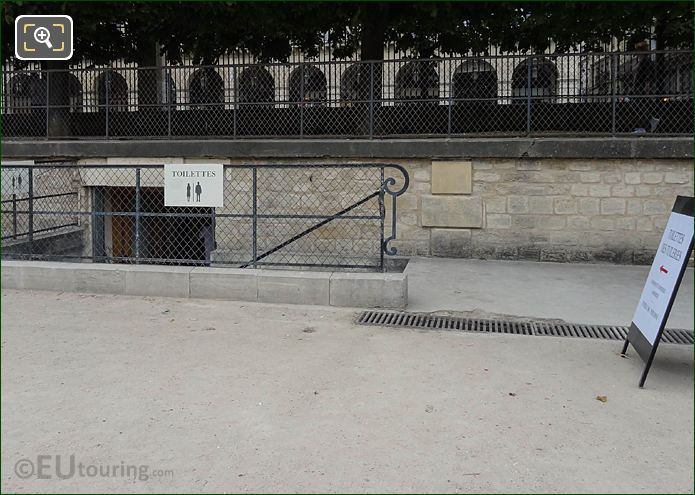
[622, 195, 694, 387]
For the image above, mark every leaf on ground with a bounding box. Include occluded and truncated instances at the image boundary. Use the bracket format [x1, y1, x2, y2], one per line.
[596, 395, 608, 402]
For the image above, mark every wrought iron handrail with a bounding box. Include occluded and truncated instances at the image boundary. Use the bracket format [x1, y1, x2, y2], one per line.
[0, 163, 411, 271]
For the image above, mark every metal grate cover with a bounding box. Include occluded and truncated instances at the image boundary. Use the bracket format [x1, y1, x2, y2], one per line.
[356, 310, 694, 345]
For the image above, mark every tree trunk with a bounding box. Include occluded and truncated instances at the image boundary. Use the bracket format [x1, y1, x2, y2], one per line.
[45, 60, 70, 137]
[358, 5, 388, 135]
[360, 4, 387, 63]
[136, 39, 159, 107]
[359, 3, 387, 95]
[653, 13, 666, 95]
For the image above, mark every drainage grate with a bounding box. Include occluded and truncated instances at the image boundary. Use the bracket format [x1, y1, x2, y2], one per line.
[356, 310, 694, 345]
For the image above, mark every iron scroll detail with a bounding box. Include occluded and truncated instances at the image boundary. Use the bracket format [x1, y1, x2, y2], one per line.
[381, 164, 410, 256]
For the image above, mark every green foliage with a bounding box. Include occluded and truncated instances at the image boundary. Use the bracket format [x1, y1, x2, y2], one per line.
[2, 1, 692, 66]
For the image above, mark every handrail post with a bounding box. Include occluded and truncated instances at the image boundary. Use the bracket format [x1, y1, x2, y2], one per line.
[379, 166, 385, 272]
[232, 65, 238, 139]
[135, 168, 141, 263]
[167, 68, 172, 138]
[252, 168, 257, 268]
[27, 168, 34, 259]
[526, 57, 532, 135]
[45, 70, 50, 138]
[369, 62, 374, 138]
[299, 64, 304, 138]
[447, 59, 453, 136]
[91, 187, 97, 261]
[12, 193, 17, 239]
[611, 52, 617, 135]
[105, 73, 110, 139]
[381, 164, 409, 259]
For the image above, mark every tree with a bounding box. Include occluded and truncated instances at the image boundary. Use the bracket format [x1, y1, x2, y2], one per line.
[2, 3, 129, 135]
[2, 1, 691, 134]
[5, 2, 691, 65]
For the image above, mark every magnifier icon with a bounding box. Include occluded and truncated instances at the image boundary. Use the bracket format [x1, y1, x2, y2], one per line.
[33, 27, 53, 49]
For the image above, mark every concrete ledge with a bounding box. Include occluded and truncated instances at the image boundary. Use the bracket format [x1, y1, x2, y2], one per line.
[3, 137, 692, 160]
[75, 265, 126, 294]
[189, 267, 258, 301]
[258, 271, 331, 306]
[1, 261, 78, 292]
[330, 272, 408, 309]
[124, 265, 192, 298]
[1, 261, 408, 308]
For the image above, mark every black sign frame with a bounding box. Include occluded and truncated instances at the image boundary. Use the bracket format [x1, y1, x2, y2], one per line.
[621, 195, 694, 388]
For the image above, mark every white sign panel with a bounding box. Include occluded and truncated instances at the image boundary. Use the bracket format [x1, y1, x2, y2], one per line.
[631, 211, 694, 344]
[164, 164, 224, 207]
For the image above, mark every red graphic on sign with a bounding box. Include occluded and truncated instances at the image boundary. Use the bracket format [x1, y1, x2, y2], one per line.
[659, 265, 668, 274]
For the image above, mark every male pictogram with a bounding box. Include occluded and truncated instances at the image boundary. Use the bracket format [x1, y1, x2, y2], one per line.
[195, 182, 202, 202]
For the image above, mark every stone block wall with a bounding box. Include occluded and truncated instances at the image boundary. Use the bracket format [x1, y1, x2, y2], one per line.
[73, 155, 693, 265]
[389, 157, 693, 264]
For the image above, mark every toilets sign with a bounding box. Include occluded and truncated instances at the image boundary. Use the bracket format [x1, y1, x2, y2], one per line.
[622, 195, 693, 388]
[164, 164, 224, 207]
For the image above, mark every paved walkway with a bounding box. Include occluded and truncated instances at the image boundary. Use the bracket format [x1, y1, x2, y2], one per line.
[406, 257, 694, 329]
[1, 289, 693, 493]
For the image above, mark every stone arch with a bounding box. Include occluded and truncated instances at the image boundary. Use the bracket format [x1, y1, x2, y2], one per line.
[394, 60, 439, 102]
[189, 67, 224, 108]
[511, 57, 558, 101]
[7, 73, 46, 113]
[96, 70, 128, 111]
[452, 59, 498, 100]
[340, 63, 367, 104]
[288, 65, 327, 106]
[238, 66, 274, 105]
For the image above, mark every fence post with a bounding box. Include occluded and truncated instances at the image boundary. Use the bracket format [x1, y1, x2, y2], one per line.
[91, 188, 97, 261]
[27, 168, 33, 259]
[12, 193, 17, 239]
[135, 168, 141, 263]
[232, 65, 238, 139]
[167, 68, 172, 138]
[611, 52, 617, 135]
[252, 168, 257, 268]
[379, 166, 385, 272]
[45, 70, 50, 138]
[105, 73, 110, 139]
[210, 201, 216, 267]
[447, 60, 453, 136]
[2, 70, 6, 116]
[526, 57, 532, 135]
[299, 64, 304, 138]
[369, 62, 374, 139]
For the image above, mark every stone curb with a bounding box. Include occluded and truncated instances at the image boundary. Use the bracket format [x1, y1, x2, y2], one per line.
[0, 260, 407, 309]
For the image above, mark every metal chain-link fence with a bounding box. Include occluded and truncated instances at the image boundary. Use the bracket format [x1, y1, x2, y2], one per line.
[3, 51, 691, 139]
[1, 163, 409, 271]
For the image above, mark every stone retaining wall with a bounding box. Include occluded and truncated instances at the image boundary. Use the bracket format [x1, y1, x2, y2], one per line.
[56, 155, 695, 264]
[389, 157, 693, 263]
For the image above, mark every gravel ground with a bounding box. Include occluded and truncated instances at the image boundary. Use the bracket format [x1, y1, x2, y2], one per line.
[1, 289, 693, 493]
